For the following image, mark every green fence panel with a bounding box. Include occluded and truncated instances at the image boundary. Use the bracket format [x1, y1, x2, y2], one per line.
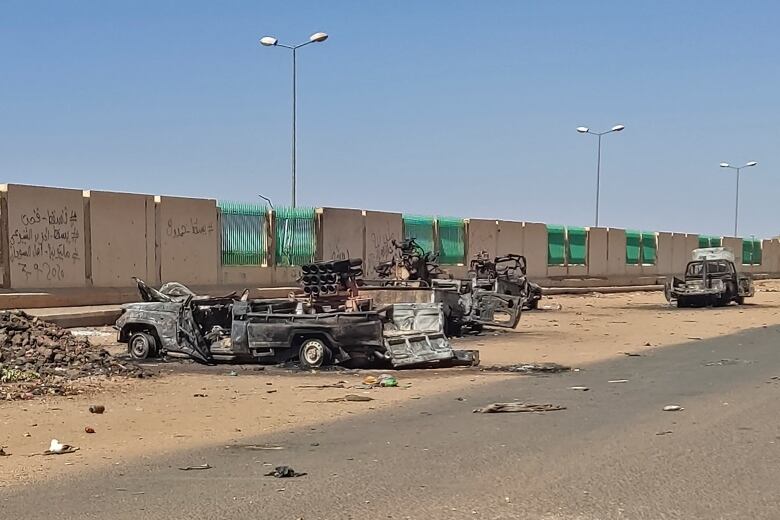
[742, 240, 753, 265]
[742, 239, 762, 265]
[626, 230, 641, 265]
[274, 206, 316, 266]
[437, 217, 465, 265]
[547, 225, 566, 266]
[641, 231, 657, 265]
[218, 201, 267, 266]
[566, 227, 587, 265]
[403, 215, 435, 254]
[698, 235, 722, 248]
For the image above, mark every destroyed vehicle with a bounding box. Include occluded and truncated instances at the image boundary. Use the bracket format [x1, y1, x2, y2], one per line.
[115, 279, 477, 369]
[664, 247, 754, 308]
[373, 238, 445, 286]
[430, 278, 522, 336]
[470, 251, 543, 310]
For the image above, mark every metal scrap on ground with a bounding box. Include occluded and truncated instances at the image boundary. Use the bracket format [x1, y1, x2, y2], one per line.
[481, 363, 571, 374]
[473, 402, 567, 413]
[264, 466, 306, 478]
[179, 464, 212, 471]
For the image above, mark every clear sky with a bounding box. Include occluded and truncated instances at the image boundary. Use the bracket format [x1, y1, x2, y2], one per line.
[1, 1, 777, 237]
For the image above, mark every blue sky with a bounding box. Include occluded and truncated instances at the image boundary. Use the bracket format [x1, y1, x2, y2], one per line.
[1, 1, 777, 237]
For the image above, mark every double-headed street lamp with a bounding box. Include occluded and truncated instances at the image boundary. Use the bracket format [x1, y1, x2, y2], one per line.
[577, 124, 625, 227]
[719, 161, 758, 237]
[260, 32, 329, 208]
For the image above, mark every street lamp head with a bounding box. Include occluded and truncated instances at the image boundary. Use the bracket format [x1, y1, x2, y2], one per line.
[719, 162, 730, 168]
[611, 124, 625, 132]
[745, 161, 758, 167]
[576, 126, 589, 134]
[260, 36, 278, 46]
[309, 32, 328, 43]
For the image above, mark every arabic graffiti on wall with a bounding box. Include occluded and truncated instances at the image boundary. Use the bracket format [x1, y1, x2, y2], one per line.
[9, 206, 83, 283]
[166, 217, 215, 239]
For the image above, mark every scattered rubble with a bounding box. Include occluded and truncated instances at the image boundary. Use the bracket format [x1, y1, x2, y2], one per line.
[179, 464, 212, 471]
[89, 405, 105, 414]
[265, 465, 306, 478]
[0, 310, 145, 400]
[481, 362, 571, 374]
[473, 402, 566, 413]
[663, 405, 684, 412]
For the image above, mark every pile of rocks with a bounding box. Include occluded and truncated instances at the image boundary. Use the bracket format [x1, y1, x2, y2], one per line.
[0, 310, 144, 400]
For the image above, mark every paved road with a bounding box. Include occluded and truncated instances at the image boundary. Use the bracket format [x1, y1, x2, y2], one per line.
[4, 326, 780, 519]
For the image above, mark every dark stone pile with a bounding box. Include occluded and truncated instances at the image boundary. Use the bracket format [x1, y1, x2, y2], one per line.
[0, 310, 144, 400]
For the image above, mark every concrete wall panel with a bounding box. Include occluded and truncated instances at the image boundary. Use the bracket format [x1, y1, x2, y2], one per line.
[683, 234, 699, 265]
[467, 219, 498, 261]
[722, 237, 743, 264]
[607, 228, 626, 276]
[670, 233, 688, 274]
[89, 190, 155, 287]
[523, 222, 547, 278]
[587, 227, 608, 277]
[158, 196, 219, 285]
[496, 220, 524, 257]
[4, 184, 86, 288]
[761, 240, 780, 273]
[364, 211, 402, 276]
[319, 208, 364, 262]
[654, 232, 673, 275]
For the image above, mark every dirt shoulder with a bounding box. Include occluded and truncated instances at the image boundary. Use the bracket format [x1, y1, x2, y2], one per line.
[2, 282, 779, 487]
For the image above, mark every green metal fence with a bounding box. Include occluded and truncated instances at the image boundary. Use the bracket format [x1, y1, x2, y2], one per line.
[218, 201, 267, 266]
[742, 238, 762, 265]
[566, 227, 587, 265]
[274, 206, 316, 266]
[698, 235, 722, 248]
[626, 230, 641, 265]
[641, 231, 657, 265]
[403, 215, 435, 254]
[547, 225, 566, 266]
[437, 217, 465, 265]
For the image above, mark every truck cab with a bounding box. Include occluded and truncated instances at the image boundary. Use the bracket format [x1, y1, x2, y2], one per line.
[665, 247, 754, 307]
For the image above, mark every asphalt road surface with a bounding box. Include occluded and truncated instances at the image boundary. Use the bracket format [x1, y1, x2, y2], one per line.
[4, 326, 780, 519]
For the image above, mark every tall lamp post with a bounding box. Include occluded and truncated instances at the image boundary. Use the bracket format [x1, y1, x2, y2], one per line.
[260, 32, 329, 208]
[719, 161, 757, 236]
[576, 124, 625, 227]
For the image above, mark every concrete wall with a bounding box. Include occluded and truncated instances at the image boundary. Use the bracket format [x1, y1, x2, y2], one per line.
[496, 220, 524, 257]
[607, 228, 627, 277]
[319, 207, 364, 262]
[722, 237, 743, 264]
[3, 184, 87, 289]
[656, 232, 673, 275]
[467, 219, 498, 260]
[88, 190, 155, 287]
[587, 227, 608, 277]
[523, 222, 547, 278]
[364, 210, 402, 276]
[157, 196, 219, 285]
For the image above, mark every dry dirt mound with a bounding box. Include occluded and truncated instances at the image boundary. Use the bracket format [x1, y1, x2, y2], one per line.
[0, 310, 144, 400]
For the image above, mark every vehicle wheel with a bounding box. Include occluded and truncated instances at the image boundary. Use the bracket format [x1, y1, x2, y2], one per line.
[736, 296, 745, 305]
[298, 338, 331, 369]
[677, 297, 690, 308]
[129, 332, 157, 360]
[527, 298, 539, 310]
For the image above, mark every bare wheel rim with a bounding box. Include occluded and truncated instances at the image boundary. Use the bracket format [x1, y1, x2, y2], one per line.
[301, 340, 325, 365]
[131, 335, 149, 357]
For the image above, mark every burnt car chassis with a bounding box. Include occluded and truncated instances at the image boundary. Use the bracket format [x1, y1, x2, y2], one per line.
[116, 274, 478, 369]
[664, 247, 754, 308]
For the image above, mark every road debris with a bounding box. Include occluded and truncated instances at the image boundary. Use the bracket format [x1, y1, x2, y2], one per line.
[363, 375, 378, 386]
[378, 374, 398, 387]
[473, 403, 566, 413]
[84, 427, 95, 434]
[663, 405, 684, 412]
[656, 430, 674, 436]
[622, 352, 643, 357]
[569, 386, 590, 391]
[704, 359, 751, 366]
[179, 464, 212, 471]
[0, 447, 10, 456]
[687, 337, 703, 341]
[264, 465, 307, 478]
[297, 382, 347, 389]
[193, 393, 208, 398]
[89, 405, 105, 414]
[0, 310, 145, 400]
[608, 379, 629, 383]
[482, 363, 571, 374]
[225, 444, 284, 451]
[44, 439, 79, 455]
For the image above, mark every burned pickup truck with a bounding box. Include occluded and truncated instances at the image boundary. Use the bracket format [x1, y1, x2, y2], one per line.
[116, 275, 477, 369]
[469, 251, 543, 311]
[664, 247, 754, 308]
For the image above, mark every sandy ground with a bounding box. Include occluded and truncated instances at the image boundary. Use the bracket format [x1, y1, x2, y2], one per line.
[2, 281, 780, 487]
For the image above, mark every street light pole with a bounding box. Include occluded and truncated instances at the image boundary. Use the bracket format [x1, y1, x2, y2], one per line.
[720, 161, 758, 236]
[577, 124, 625, 227]
[260, 32, 329, 208]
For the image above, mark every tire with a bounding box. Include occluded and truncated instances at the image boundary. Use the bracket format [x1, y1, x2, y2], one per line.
[298, 338, 331, 369]
[736, 296, 745, 305]
[129, 332, 157, 360]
